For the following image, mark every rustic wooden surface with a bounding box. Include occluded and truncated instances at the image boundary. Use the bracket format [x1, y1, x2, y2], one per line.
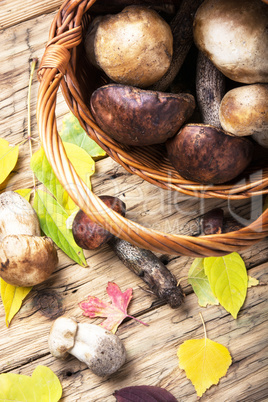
[0, 1, 268, 401]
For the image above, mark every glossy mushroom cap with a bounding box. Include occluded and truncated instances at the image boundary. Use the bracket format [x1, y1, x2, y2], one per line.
[90, 84, 195, 146]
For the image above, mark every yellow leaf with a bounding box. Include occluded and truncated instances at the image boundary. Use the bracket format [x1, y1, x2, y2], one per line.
[248, 275, 259, 288]
[178, 338, 232, 397]
[15, 188, 32, 202]
[188, 258, 219, 307]
[0, 279, 32, 327]
[204, 252, 248, 319]
[0, 138, 19, 185]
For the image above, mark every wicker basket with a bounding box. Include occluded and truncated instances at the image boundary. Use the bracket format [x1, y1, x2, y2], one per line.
[36, 0, 268, 257]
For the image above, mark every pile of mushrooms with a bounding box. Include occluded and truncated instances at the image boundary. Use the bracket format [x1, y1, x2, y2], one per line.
[84, 0, 268, 185]
[0, 191, 58, 287]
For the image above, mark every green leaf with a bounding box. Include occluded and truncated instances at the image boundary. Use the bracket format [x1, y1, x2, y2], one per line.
[0, 365, 62, 401]
[0, 138, 19, 185]
[31, 143, 95, 215]
[204, 252, 248, 319]
[33, 189, 86, 267]
[188, 258, 219, 307]
[0, 279, 32, 327]
[60, 112, 106, 159]
[15, 188, 32, 202]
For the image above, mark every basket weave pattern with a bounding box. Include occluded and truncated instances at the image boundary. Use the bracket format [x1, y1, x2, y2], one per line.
[37, 0, 268, 257]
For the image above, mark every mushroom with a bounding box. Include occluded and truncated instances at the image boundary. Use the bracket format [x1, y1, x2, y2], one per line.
[72, 196, 184, 308]
[48, 316, 126, 377]
[219, 84, 268, 139]
[0, 191, 58, 287]
[85, 5, 173, 88]
[193, 0, 268, 84]
[90, 84, 195, 146]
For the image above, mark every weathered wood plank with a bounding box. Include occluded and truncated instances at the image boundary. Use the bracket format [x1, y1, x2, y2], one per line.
[0, 2, 267, 401]
[1, 263, 267, 401]
[0, 0, 63, 29]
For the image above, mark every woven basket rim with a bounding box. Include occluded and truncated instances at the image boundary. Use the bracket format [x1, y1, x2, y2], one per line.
[36, 0, 268, 257]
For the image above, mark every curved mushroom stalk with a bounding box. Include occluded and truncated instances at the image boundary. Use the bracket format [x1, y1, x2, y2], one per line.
[48, 316, 126, 377]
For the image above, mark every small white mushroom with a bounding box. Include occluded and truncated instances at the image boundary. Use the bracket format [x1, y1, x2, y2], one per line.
[0, 191, 58, 287]
[48, 316, 126, 377]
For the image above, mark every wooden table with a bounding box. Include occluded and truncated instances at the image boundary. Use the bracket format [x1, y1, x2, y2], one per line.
[1, 1, 268, 401]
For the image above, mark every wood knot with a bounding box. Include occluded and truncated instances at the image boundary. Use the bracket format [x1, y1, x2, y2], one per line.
[33, 290, 65, 319]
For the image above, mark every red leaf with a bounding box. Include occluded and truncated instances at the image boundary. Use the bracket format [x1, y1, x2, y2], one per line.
[79, 282, 148, 333]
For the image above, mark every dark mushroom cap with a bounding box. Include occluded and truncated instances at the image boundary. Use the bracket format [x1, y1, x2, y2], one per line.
[166, 124, 253, 184]
[90, 84, 195, 146]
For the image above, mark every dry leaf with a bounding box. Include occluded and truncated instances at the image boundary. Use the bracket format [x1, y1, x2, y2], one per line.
[0, 365, 62, 401]
[204, 252, 248, 318]
[0, 138, 19, 185]
[178, 338, 232, 397]
[0, 279, 32, 327]
[79, 282, 148, 333]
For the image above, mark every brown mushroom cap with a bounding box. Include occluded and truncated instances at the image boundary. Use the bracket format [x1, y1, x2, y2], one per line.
[0, 235, 58, 287]
[90, 84, 195, 146]
[85, 5, 173, 88]
[166, 124, 253, 184]
[219, 84, 268, 137]
[193, 0, 268, 83]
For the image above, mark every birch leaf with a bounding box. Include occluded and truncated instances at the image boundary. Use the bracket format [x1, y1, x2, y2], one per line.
[0, 279, 32, 327]
[188, 258, 219, 307]
[60, 112, 106, 158]
[0, 365, 62, 401]
[204, 252, 248, 319]
[0, 138, 19, 185]
[33, 189, 86, 267]
[178, 338, 232, 397]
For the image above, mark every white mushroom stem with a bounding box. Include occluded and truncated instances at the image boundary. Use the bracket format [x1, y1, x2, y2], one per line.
[48, 317, 126, 377]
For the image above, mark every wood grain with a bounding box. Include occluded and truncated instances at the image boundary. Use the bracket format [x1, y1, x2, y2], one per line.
[0, 1, 267, 401]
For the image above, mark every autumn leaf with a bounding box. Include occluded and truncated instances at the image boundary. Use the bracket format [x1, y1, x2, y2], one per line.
[60, 112, 106, 159]
[31, 144, 95, 216]
[0, 138, 19, 185]
[15, 188, 32, 202]
[204, 252, 248, 319]
[79, 282, 148, 333]
[33, 189, 86, 267]
[0, 279, 32, 327]
[178, 337, 232, 397]
[188, 258, 219, 307]
[247, 276, 259, 288]
[0, 365, 62, 401]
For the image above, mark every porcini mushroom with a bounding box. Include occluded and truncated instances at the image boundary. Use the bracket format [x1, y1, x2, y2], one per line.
[0, 191, 58, 287]
[48, 316, 126, 377]
[193, 0, 268, 84]
[219, 84, 268, 138]
[90, 84, 195, 146]
[85, 5, 173, 88]
[72, 196, 184, 308]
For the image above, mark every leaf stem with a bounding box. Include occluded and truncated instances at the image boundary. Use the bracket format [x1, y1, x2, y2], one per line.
[28, 58, 38, 193]
[199, 312, 207, 339]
